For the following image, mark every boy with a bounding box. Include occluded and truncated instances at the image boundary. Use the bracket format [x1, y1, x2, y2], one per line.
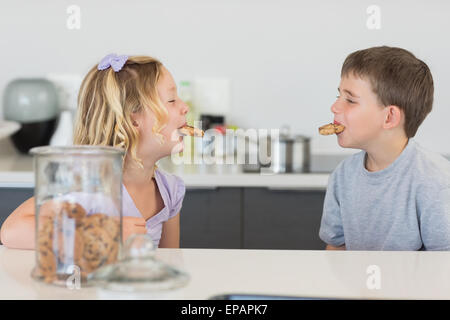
[319, 46, 450, 251]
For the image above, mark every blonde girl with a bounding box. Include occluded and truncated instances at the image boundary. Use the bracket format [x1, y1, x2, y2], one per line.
[1, 54, 189, 249]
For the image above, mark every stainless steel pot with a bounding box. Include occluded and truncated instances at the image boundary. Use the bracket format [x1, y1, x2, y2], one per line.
[258, 127, 311, 173]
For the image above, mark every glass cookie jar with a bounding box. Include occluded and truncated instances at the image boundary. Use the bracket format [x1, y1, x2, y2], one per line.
[30, 146, 124, 286]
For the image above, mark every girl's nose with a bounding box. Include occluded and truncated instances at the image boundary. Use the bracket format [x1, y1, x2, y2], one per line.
[181, 100, 189, 115]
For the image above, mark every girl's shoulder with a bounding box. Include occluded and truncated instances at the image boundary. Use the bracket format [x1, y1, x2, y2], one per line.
[154, 167, 185, 189]
[154, 168, 186, 210]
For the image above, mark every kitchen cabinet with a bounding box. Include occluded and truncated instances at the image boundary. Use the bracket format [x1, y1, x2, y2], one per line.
[180, 188, 242, 249]
[0, 188, 33, 238]
[242, 188, 326, 250]
[181, 188, 326, 250]
[0, 187, 326, 250]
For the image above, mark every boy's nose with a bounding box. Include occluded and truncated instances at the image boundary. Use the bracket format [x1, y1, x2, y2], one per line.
[330, 100, 342, 114]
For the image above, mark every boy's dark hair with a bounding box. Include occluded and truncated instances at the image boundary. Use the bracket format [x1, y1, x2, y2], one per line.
[341, 46, 434, 138]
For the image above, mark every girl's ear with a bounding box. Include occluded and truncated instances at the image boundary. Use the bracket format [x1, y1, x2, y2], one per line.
[383, 105, 403, 129]
[130, 112, 140, 127]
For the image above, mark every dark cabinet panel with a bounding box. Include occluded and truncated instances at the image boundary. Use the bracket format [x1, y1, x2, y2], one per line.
[180, 188, 242, 249]
[243, 188, 326, 250]
[0, 186, 326, 250]
[0, 188, 34, 242]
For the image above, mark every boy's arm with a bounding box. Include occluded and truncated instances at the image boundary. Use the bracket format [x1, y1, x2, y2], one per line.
[319, 170, 346, 249]
[420, 188, 450, 251]
[0, 197, 36, 250]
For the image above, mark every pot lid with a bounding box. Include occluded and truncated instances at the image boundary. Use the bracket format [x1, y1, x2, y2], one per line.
[278, 125, 310, 142]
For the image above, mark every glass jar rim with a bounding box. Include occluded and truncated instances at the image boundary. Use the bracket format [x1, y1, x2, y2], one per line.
[30, 145, 125, 157]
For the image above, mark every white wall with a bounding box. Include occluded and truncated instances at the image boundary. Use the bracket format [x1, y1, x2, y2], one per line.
[1, 0, 449, 154]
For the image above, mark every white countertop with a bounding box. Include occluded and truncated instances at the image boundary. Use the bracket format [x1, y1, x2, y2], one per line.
[1, 245, 450, 300]
[0, 170, 330, 190]
[0, 141, 330, 189]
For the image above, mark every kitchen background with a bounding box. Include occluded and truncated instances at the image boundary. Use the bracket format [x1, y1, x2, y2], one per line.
[1, 0, 450, 155]
[0, 0, 449, 249]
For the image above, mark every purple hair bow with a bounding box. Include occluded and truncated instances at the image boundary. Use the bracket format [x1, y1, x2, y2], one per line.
[97, 53, 128, 72]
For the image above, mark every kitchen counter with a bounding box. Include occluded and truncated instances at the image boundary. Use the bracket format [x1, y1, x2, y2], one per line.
[0, 170, 330, 190]
[3, 139, 447, 190]
[1, 245, 450, 299]
[0, 139, 335, 189]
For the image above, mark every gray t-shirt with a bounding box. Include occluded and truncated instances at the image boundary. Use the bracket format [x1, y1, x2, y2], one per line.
[319, 139, 450, 251]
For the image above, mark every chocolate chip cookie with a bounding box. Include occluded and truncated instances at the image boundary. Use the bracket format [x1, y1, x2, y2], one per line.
[319, 123, 345, 135]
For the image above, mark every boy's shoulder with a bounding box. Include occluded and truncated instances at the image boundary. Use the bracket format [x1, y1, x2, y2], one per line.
[412, 142, 450, 189]
[330, 150, 365, 180]
[329, 140, 450, 190]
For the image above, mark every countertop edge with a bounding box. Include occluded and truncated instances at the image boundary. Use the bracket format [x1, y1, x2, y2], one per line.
[0, 171, 329, 190]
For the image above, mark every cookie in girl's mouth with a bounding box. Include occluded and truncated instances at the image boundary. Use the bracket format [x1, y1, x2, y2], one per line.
[178, 125, 204, 137]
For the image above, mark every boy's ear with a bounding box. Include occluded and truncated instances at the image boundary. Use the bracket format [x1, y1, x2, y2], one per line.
[383, 105, 403, 129]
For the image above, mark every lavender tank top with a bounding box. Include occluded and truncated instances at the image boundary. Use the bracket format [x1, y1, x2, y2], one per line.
[55, 168, 186, 248]
[122, 168, 186, 247]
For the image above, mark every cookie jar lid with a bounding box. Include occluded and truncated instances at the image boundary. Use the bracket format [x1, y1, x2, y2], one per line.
[88, 234, 189, 292]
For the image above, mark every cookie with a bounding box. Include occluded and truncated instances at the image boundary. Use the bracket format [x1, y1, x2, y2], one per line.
[82, 213, 120, 240]
[178, 125, 204, 137]
[72, 229, 84, 262]
[76, 256, 94, 276]
[37, 201, 85, 248]
[81, 213, 104, 229]
[35, 203, 123, 284]
[37, 246, 57, 283]
[84, 214, 120, 266]
[35, 217, 57, 283]
[37, 216, 55, 250]
[57, 228, 84, 265]
[101, 216, 120, 241]
[36, 211, 120, 280]
[81, 226, 113, 266]
[60, 202, 86, 223]
[318, 123, 345, 135]
[106, 240, 119, 265]
[49, 201, 86, 229]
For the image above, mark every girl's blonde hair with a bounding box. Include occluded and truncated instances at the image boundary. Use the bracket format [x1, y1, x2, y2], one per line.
[73, 55, 168, 168]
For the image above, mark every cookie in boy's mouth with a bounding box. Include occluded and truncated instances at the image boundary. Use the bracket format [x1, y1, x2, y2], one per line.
[318, 122, 345, 135]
